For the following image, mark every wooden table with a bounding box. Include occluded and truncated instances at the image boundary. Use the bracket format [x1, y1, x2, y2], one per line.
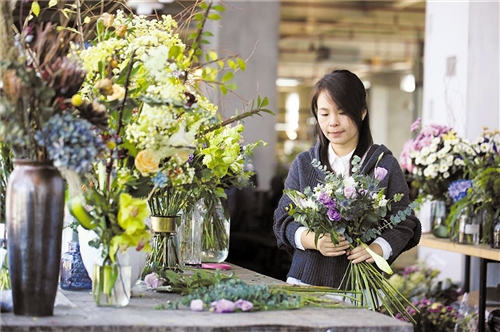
[1, 264, 413, 332]
[419, 233, 500, 332]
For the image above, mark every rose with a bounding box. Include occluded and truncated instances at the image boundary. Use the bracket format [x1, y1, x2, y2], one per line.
[135, 150, 161, 175]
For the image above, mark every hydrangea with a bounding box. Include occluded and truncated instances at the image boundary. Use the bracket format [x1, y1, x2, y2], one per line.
[35, 113, 104, 173]
[447, 179, 473, 203]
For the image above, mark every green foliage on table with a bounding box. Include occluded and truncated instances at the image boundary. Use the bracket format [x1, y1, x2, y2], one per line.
[157, 268, 354, 312]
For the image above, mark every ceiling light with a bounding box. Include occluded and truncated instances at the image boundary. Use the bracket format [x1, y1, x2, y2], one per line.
[400, 74, 416, 92]
[276, 78, 300, 87]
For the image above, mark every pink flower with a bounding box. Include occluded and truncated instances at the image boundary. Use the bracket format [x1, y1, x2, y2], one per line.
[211, 299, 236, 313]
[374, 167, 388, 181]
[144, 272, 163, 290]
[410, 117, 421, 132]
[190, 299, 204, 311]
[235, 299, 253, 311]
[343, 186, 357, 199]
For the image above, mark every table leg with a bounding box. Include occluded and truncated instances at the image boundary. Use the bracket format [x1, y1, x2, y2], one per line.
[478, 258, 487, 332]
[464, 255, 470, 293]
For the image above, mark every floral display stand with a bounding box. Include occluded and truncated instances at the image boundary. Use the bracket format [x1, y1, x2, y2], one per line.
[419, 233, 500, 332]
[1, 264, 413, 332]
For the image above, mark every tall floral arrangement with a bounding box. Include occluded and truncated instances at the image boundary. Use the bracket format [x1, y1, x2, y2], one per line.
[68, 0, 269, 268]
[285, 155, 418, 321]
[400, 117, 471, 203]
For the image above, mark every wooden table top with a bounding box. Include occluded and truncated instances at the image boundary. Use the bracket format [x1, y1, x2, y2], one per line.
[1, 264, 413, 332]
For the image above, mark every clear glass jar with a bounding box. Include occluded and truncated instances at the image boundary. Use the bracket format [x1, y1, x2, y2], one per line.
[92, 257, 131, 307]
[200, 199, 230, 263]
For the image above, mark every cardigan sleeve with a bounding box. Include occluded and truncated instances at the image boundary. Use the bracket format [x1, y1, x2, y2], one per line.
[377, 154, 422, 261]
[273, 156, 302, 256]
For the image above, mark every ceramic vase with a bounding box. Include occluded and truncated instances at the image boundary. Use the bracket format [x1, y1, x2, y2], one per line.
[77, 225, 147, 289]
[6, 159, 64, 316]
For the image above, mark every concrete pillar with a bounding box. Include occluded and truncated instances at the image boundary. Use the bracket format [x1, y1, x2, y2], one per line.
[206, 1, 280, 191]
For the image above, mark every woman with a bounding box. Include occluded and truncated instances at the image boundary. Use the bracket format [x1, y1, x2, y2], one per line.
[273, 69, 421, 288]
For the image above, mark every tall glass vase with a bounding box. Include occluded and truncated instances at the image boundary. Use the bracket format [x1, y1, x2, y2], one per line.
[200, 198, 231, 263]
[5, 160, 65, 316]
[177, 203, 202, 267]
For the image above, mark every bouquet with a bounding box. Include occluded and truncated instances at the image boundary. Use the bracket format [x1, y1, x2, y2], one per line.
[400, 117, 470, 203]
[285, 154, 418, 321]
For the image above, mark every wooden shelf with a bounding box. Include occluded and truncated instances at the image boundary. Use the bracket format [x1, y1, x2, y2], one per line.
[419, 233, 500, 262]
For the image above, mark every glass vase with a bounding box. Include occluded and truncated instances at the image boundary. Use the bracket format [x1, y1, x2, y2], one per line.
[60, 240, 92, 291]
[143, 216, 181, 276]
[492, 215, 500, 249]
[200, 199, 231, 263]
[177, 203, 202, 267]
[92, 257, 131, 307]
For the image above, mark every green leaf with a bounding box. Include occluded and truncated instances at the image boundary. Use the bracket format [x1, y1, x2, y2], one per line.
[207, 13, 221, 21]
[48, 0, 58, 8]
[221, 72, 234, 83]
[213, 4, 226, 12]
[193, 13, 204, 21]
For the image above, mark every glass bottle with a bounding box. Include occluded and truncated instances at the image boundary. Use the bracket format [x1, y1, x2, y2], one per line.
[60, 240, 92, 291]
[491, 215, 500, 249]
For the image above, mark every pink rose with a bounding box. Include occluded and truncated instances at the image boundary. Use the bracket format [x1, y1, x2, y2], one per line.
[343, 186, 357, 199]
[211, 299, 236, 313]
[190, 299, 204, 311]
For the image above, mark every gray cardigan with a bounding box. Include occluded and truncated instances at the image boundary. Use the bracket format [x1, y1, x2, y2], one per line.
[273, 143, 421, 288]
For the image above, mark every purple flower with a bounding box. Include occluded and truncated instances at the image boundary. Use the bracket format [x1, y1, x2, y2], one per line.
[190, 299, 204, 311]
[235, 299, 253, 311]
[211, 299, 236, 313]
[318, 192, 336, 208]
[374, 167, 388, 181]
[327, 208, 341, 221]
[144, 272, 163, 290]
[343, 186, 357, 199]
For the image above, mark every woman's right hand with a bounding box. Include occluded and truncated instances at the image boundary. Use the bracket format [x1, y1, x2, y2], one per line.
[301, 231, 350, 256]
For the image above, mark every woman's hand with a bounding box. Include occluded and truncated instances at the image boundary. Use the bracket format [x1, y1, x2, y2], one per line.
[301, 231, 350, 257]
[347, 243, 383, 264]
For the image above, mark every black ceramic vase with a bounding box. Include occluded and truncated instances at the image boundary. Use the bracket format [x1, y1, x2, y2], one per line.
[6, 160, 65, 316]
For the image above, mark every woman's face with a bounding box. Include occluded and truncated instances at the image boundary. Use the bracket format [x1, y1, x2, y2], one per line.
[316, 91, 363, 156]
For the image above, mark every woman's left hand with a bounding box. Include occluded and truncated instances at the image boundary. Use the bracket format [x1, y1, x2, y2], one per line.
[347, 243, 383, 264]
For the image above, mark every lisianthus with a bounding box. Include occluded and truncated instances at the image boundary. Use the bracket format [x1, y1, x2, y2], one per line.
[285, 155, 418, 321]
[400, 118, 471, 203]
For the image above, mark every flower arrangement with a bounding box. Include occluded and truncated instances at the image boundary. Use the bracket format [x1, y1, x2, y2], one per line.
[64, 0, 269, 282]
[388, 262, 470, 332]
[444, 128, 500, 243]
[400, 117, 470, 203]
[284, 154, 418, 321]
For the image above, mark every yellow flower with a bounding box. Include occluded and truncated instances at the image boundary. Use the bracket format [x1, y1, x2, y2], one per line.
[107, 84, 125, 101]
[135, 150, 161, 175]
[117, 193, 149, 235]
[442, 131, 457, 141]
[109, 229, 151, 262]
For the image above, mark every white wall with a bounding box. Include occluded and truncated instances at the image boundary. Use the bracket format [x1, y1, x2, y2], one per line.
[420, 0, 500, 290]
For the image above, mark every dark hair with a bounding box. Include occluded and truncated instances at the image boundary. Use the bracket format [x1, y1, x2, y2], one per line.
[311, 69, 373, 172]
